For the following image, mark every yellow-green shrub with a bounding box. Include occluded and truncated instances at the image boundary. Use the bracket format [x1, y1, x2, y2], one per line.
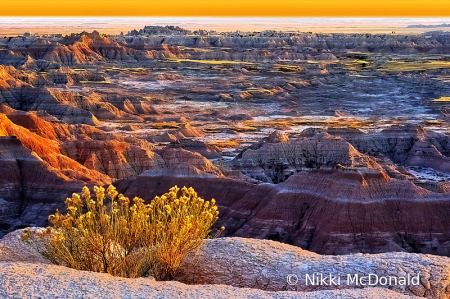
[21, 185, 223, 280]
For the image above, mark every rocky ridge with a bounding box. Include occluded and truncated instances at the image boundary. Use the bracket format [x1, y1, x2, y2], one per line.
[176, 237, 449, 298]
[116, 167, 449, 256]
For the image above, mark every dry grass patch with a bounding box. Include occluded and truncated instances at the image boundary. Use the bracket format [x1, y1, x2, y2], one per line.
[208, 140, 241, 148]
[433, 96, 450, 102]
[378, 60, 450, 72]
[152, 122, 180, 129]
[229, 126, 258, 132]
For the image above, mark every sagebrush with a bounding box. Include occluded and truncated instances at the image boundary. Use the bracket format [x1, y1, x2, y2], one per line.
[21, 185, 223, 280]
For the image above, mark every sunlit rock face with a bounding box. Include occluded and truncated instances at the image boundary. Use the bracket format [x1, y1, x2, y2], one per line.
[60, 139, 166, 180]
[0, 112, 116, 236]
[159, 148, 223, 177]
[0, 137, 83, 237]
[266, 130, 289, 143]
[0, 113, 110, 183]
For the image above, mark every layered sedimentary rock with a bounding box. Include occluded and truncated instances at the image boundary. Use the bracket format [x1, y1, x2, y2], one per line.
[174, 123, 204, 138]
[0, 86, 100, 125]
[233, 132, 382, 183]
[2, 110, 72, 140]
[154, 132, 177, 143]
[0, 67, 148, 125]
[0, 137, 83, 235]
[0, 114, 110, 184]
[266, 130, 289, 143]
[140, 163, 218, 178]
[116, 166, 450, 256]
[60, 140, 165, 180]
[166, 139, 222, 159]
[34, 67, 106, 86]
[161, 148, 223, 176]
[173, 131, 186, 140]
[0, 66, 29, 88]
[4, 27, 450, 268]
[140, 148, 224, 178]
[325, 126, 450, 175]
[0, 31, 181, 68]
[49, 91, 142, 122]
[5, 29, 450, 71]
[405, 140, 450, 172]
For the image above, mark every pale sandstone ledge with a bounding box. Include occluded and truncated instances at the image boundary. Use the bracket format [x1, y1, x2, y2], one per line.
[176, 238, 450, 299]
[0, 263, 418, 299]
[0, 229, 435, 299]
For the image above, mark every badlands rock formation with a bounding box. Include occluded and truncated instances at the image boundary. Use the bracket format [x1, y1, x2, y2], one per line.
[0, 66, 150, 125]
[3, 110, 72, 140]
[0, 113, 110, 184]
[159, 148, 223, 177]
[3, 26, 450, 270]
[140, 148, 224, 178]
[116, 167, 450, 256]
[154, 132, 177, 143]
[319, 126, 450, 176]
[266, 130, 289, 143]
[174, 123, 204, 138]
[4, 28, 450, 69]
[0, 137, 83, 236]
[60, 139, 165, 180]
[233, 132, 382, 183]
[167, 139, 222, 159]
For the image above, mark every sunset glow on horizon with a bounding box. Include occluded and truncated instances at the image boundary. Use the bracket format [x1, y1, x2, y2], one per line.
[2, 17, 450, 36]
[0, 0, 450, 17]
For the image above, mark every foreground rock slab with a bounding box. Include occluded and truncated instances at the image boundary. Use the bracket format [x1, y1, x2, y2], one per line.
[0, 262, 418, 299]
[176, 238, 450, 299]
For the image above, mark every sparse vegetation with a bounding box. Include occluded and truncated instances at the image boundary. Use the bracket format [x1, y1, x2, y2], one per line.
[21, 185, 222, 280]
[208, 139, 241, 148]
[164, 58, 254, 65]
[433, 96, 450, 102]
[378, 60, 450, 72]
[151, 122, 180, 129]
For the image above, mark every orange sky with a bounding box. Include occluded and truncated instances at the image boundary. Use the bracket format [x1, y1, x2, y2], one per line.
[1, 0, 450, 17]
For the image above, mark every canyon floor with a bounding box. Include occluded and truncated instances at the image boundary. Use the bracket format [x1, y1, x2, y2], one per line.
[1, 23, 450, 296]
